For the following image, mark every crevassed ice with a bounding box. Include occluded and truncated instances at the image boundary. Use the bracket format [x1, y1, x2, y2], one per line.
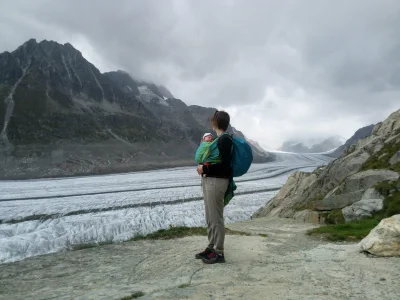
[0, 157, 327, 263]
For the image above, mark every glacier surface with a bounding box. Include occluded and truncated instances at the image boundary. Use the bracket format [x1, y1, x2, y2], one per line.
[0, 153, 331, 263]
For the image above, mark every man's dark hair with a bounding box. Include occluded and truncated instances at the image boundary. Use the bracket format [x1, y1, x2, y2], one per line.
[211, 110, 230, 131]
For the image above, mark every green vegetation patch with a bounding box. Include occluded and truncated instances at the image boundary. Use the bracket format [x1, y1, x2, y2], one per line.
[70, 241, 113, 251]
[131, 225, 251, 241]
[360, 138, 400, 173]
[374, 180, 400, 217]
[321, 209, 345, 225]
[308, 179, 400, 241]
[68, 226, 254, 251]
[120, 291, 145, 299]
[307, 217, 381, 241]
[375, 180, 399, 196]
[383, 190, 400, 217]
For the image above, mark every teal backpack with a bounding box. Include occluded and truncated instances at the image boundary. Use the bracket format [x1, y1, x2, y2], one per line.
[226, 134, 253, 177]
[224, 133, 253, 206]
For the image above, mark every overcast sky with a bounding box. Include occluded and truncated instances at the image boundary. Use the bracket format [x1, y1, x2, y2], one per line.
[1, 0, 399, 149]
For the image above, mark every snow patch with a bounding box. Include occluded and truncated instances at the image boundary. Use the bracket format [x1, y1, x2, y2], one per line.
[67, 57, 82, 87]
[89, 67, 106, 101]
[61, 54, 72, 80]
[138, 85, 169, 107]
[106, 129, 134, 146]
[158, 99, 169, 107]
[0, 59, 31, 151]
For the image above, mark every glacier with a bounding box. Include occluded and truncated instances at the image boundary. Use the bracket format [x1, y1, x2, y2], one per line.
[0, 153, 331, 263]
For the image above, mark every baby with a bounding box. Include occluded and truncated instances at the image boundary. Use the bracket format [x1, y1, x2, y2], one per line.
[195, 132, 221, 169]
[197, 133, 214, 166]
[202, 132, 214, 143]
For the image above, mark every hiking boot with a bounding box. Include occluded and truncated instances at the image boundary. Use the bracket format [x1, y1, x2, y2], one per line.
[195, 248, 213, 259]
[202, 251, 225, 264]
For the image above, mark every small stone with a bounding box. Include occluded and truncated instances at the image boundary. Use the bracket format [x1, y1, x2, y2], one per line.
[380, 278, 386, 281]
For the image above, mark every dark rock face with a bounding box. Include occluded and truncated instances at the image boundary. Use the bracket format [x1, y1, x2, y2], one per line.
[0, 39, 270, 179]
[330, 125, 375, 158]
[103, 70, 140, 96]
[1, 39, 152, 146]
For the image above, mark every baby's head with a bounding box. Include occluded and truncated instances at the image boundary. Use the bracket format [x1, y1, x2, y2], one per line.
[202, 133, 214, 142]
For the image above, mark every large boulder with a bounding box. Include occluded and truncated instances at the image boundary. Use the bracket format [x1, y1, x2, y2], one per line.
[361, 187, 385, 200]
[342, 199, 383, 221]
[313, 191, 365, 211]
[341, 169, 399, 193]
[342, 189, 384, 222]
[360, 215, 400, 257]
[252, 171, 317, 218]
[314, 170, 399, 211]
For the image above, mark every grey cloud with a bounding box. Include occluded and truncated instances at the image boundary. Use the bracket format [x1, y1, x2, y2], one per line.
[0, 0, 399, 148]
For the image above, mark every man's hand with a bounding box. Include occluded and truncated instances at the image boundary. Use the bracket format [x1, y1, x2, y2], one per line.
[197, 165, 204, 175]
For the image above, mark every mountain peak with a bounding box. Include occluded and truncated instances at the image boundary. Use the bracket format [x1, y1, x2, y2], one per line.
[330, 124, 375, 158]
[24, 38, 37, 45]
[9, 39, 84, 64]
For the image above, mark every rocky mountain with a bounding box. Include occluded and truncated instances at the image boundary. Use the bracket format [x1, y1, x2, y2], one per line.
[231, 127, 273, 162]
[246, 138, 270, 156]
[253, 109, 400, 225]
[279, 136, 345, 153]
[0, 39, 270, 179]
[329, 124, 374, 158]
[279, 141, 309, 153]
[155, 84, 174, 99]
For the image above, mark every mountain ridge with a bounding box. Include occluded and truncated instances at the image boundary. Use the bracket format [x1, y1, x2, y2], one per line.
[0, 39, 271, 179]
[329, 124, 375, 158]
[279, 136, 346, 153]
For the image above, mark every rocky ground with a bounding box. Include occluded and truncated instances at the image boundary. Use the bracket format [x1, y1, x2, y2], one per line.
[0, 217, 399, 300]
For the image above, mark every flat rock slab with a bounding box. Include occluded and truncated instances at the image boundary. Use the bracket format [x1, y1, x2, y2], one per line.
[314, 190, 365, 210]
[0, 218, 399, 300]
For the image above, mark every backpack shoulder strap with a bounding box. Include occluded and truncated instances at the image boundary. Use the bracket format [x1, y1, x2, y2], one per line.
[217, 132, 234, 156]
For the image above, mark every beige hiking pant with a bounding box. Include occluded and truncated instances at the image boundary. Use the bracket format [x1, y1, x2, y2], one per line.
[202, 177, 229, 254]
